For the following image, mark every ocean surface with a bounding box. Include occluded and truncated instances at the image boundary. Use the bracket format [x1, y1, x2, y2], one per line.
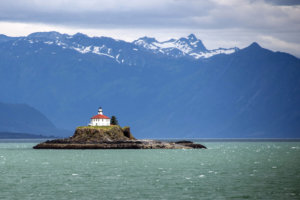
[0, 140, 299, 200]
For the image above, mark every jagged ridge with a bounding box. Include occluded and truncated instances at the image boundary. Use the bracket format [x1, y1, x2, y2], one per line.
[0, 32, 239, 65]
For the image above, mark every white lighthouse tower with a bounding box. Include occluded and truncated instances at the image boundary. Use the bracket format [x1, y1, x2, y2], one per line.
[88, 107, 111, 126]
[98, 107, 103, 115]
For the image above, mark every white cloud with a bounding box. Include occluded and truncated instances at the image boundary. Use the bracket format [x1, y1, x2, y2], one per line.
[258, 35, 300, 54]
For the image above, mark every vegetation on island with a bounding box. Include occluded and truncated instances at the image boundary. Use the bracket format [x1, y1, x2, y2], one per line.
[73, 125, 135, 142]
[111, 116, 119, 125]
[77, 125, 117, 130]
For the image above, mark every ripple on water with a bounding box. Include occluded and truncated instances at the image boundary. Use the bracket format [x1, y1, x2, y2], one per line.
[291, 146, 299, 149]
[0, 141, 299, 200]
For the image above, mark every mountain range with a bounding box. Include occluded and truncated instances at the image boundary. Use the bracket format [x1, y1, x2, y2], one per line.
[0, 32, 238, 62]
[0, 31, 299, 138]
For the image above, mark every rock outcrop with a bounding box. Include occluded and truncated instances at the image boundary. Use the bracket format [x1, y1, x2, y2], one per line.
[70, 126, 135, 142]
[33, 126, 206, 149]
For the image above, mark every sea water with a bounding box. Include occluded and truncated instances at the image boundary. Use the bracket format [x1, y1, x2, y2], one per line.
[0, 141, 299, 200]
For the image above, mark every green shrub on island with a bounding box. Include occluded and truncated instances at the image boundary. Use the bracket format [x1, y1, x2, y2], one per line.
[111, 116, 119, 125]
[76, 125, 121, 130]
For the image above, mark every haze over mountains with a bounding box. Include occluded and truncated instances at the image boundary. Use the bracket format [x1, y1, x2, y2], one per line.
[0, 32, 299, 138]
[0, 102, 63, 136]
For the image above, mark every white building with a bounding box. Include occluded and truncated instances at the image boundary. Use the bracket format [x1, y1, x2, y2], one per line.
[89, 107, 111, 126]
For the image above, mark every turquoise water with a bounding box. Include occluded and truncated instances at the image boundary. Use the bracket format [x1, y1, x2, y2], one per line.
[0, 141, 299, 200]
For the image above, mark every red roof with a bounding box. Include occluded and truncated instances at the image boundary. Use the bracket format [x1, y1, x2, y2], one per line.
[91, 114, 110, 119]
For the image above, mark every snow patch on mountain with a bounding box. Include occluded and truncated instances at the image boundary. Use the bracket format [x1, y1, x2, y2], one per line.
[191, 48, 238, 59]
[134, 34, 239, 59]
[73, 46, 92, 54]
[92, 46, 115, 59]
[135, 39, 158, 50]
[44, 41, 53, 45]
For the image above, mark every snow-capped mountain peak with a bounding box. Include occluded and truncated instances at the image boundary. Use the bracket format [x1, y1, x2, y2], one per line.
[187, 33, 198, 41]
[134, 34, 238, 59]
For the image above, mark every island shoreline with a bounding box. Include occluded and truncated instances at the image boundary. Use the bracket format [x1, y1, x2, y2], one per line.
[33, 126, 206, 149]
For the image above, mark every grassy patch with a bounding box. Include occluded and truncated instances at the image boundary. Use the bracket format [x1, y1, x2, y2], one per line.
[76, 125, 118, 130]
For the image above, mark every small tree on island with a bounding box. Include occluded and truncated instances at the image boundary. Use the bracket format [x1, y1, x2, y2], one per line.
[111, 116, 119, 125]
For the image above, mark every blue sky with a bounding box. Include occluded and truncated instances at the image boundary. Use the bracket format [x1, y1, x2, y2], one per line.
[0, 0, 299, 56]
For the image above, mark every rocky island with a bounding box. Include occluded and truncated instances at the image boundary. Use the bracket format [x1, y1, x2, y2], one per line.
[33, 125, 206, 149]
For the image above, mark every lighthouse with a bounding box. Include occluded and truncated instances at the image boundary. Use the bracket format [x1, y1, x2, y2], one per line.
[98, 107, 103, 115]
[88, 107, 111, 126]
